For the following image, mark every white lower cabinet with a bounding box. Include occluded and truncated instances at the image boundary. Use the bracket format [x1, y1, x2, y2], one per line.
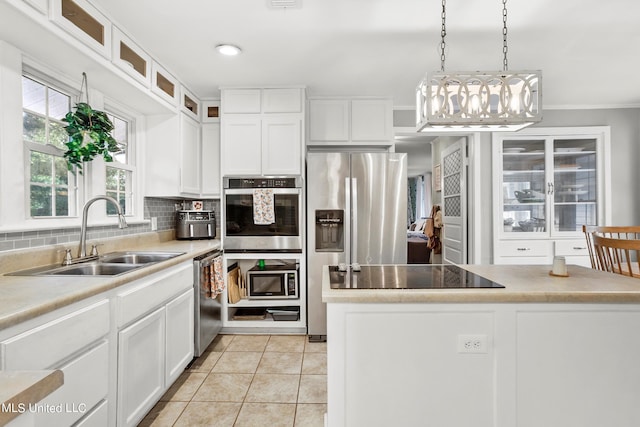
[117, 307, 166, 427]
[0, 299, 110, 427]
[1, 262, 194, 427]
[166, 289, 195, 385]
[115, 261, 194, 427]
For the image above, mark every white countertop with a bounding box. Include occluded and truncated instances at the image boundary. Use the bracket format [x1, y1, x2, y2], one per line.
[0, 233, 220, 330]
[322, 263, 640, 304]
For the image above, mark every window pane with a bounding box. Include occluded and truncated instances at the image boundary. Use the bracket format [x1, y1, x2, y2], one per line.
[106, 190, 118, 215]
[48, 88, 70, 120]
[55, 188, 69, 216]
[54, 156, 69, 186]
[23, 112, 47, 144]
[106, 167, 118, 190]
[22, 77, 46, 114]
[31, 185, 52, 216]
[112, 116, 127, 143]
[30, 151, 52, 184]
[49, 120, 68, 149]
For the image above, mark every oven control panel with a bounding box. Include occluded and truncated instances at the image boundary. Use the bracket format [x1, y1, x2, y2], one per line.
[225, 176, 301, 189]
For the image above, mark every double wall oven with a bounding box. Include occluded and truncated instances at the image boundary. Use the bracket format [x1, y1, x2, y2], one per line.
[222, 176, 303, 252]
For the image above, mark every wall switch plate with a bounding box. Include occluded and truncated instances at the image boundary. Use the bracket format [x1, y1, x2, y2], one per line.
[457, 334, 488, 354]
[151, 217, 158, 231]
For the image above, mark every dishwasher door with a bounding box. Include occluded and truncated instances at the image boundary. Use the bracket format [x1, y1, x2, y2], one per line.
[194, 250, 222, 357]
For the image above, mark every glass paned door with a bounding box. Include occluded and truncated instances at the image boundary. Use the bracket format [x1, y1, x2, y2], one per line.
[552, 138, 598, 233]
[501, 139, 547, 234]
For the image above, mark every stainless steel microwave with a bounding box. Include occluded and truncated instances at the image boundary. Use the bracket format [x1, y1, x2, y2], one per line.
[246, 264, 298, 299]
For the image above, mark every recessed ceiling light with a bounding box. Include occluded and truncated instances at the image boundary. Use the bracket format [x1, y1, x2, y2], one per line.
[216, 44, 242, 56]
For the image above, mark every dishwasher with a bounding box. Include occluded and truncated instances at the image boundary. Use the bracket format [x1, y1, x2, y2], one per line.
[193, 249, 223, 357]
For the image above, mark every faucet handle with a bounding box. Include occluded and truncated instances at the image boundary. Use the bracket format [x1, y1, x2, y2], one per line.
[62, 249, 73, 266]
[90, 244, 103, 256]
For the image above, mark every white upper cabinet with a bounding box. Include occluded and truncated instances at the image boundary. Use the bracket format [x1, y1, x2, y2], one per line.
[307, 97, 393, 146]
[201, 122, 221, 197]
[262, 88, 303, 113]
[222, 89, 262, 113]
[180, 113, 201, 195]
[145, 112, 206, 197]
[262, 115, 302, 175]
[50, 0, 112, 58]
[221, 115, 263, 176]
[112, 27, 151, 87]
[351, 98, 393, 141]
[221, 87, 305, 176]
[308, 99, 349, 142]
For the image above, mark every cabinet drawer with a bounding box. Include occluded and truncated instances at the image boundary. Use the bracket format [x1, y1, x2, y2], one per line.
[555, 239, 590, 257]
[117, 262, 192, 327]
[499, 240, 551, 258]
[36, 340, 109, 426]
[1, 300, 109, 370]
[74, 399, 108, 427]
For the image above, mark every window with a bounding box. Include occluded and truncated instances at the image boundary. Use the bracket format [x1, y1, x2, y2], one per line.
[22, 75, 77, 217]
[105, 112, 134, 216]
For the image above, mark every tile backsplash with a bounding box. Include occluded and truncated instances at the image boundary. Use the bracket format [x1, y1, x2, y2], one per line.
[0, 197, 220, 253]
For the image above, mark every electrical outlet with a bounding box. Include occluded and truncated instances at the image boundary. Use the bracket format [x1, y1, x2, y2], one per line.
[151, 217, 158, 231]
[457, 334, 488, 354]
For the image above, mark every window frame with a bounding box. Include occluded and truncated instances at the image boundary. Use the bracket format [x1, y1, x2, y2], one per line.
[21, 71, 80, 220]
[103, 106, 136, 217]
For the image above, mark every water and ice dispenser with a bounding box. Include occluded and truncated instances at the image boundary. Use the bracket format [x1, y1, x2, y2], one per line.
[315, 210, 344, 252]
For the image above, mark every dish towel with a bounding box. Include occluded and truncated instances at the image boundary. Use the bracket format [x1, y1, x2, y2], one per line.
[209, 256, 224, 298]
[253, 189, 275, 225]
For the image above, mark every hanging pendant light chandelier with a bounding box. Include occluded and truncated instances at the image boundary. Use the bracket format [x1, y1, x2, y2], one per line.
[416, 0, 542, 132]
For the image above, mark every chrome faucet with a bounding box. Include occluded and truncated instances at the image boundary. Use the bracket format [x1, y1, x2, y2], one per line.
[77, 195, 128, 259]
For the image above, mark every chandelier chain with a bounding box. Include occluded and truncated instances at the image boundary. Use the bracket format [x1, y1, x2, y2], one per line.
[440, 0, 446, 72]
[502, 0, 508, 71]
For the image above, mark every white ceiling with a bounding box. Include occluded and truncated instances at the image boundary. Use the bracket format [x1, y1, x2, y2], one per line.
[88, 0, 640, 109]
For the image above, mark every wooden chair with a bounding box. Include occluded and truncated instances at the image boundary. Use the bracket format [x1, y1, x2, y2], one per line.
[592, 234, 640, 278]
[582, 225, 640, 269]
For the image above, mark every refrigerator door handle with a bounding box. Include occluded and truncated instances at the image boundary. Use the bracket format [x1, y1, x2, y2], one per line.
[344, 177, 351, 265]
[351, 177, 357, 264]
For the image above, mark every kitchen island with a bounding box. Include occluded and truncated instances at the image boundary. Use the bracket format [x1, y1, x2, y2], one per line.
[323, 264, 640, 427]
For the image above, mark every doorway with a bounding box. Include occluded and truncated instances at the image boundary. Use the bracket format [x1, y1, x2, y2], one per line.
[394, 128, 482, 264]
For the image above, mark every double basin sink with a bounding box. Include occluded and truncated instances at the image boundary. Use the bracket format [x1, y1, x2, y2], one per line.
[9, 251, 185, 277]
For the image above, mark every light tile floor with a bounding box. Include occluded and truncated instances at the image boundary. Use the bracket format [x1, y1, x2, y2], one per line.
[139, 334, 327, 427]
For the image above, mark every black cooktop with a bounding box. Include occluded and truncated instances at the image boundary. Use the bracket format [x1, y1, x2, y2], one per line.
[329, 264, 505, 289]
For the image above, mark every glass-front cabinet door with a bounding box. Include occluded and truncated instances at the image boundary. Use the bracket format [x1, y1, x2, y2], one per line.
[501, 138, 547, 235]
[552, 137, 598, 234]
[493, 127, 608, 239]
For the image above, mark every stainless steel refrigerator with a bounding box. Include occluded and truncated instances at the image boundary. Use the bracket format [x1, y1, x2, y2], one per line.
[306, 152, 407, 340]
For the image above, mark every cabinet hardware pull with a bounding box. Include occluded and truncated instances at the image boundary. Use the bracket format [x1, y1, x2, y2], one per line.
[517, 248, 530, 251]
[573, 246, 587, 250]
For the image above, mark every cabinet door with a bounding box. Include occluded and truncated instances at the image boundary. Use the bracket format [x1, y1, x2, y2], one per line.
[166, 289, 194, 385]
[180, 113, 201, 194]
[351, 99, 392, 142]
[497, 138, 548, 237]
[221, 116, 262, 175]
[262, 116, 302, 175]
[201, 122, 221, 196]
[550, 137, 598, 236]
[223, 89, 261, 113]
[118, 307, 165, 427]
[262, 88, 302, 113]
[308, 99, 349, 142]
